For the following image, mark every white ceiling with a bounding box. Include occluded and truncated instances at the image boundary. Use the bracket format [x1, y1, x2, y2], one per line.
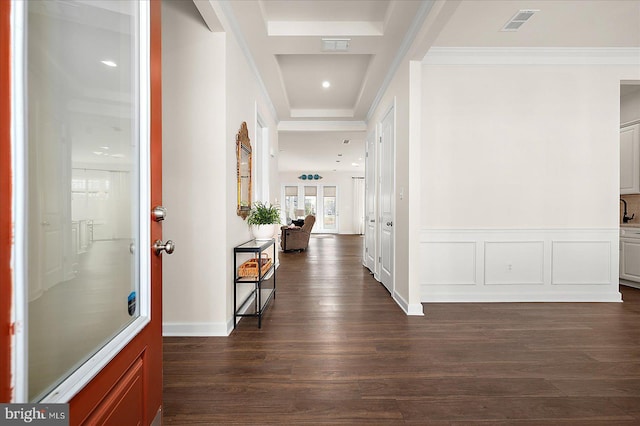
[278, 131, 366, 173]
[221, 0, 640, 174]
[227, 0, 424, 122]
[222, 0, 425, 173]
[432, 0, 640, 48]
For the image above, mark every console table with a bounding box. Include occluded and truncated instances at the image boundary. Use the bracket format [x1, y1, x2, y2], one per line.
[233, 239, 276, 329]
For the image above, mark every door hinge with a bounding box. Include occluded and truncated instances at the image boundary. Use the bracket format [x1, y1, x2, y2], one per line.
[365, 152, 368, 158]
[378, 256, 382, 263]
[379, 137, 382, 143]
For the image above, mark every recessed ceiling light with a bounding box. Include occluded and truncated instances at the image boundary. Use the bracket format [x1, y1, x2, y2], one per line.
[342, 139, 350, 144]
[101, 60, 117, 67]
[337, 153, 343, 157]
[322, 81, 331, 89]
[92, 151, 103, 156]
[100, 146, 110, 150]
[336, 160, 341, 163]
[351, 163, 359, 166]
[110, 153, 125, 158]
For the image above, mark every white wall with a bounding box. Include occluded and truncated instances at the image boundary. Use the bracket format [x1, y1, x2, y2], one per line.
[422, 64, 623, 229]
[278, 171, 364, 234]
[223, 24, 279, 325]
[162, 0, 278, 335]
[418, 60, 640, 302]
[621, 88, 640, 124]
[162, 0, 227, 334]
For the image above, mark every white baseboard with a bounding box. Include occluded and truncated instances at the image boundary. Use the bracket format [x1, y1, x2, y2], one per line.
[620, 279, 640, 290]
[163, 322, 230, 337]
[420, 228, 622, 303]
[393, 291, 424, 316]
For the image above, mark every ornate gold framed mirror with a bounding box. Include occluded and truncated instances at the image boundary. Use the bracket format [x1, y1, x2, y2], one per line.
[236, 121, 252, 219]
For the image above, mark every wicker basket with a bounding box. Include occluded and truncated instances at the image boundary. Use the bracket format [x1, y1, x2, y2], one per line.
[238, 254, 272, 277]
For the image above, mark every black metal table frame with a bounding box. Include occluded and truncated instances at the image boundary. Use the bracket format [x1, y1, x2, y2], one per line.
[233, 238, 276, 329]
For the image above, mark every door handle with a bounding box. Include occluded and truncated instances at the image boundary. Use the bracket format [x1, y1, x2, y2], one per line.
[152, 206, 167, 222]
[386, 221, 393, 226]
[370, 219, 375, 223]
[153, 239, 175, 256]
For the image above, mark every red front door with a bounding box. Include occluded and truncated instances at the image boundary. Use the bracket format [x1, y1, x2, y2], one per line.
[1, 1, 163, 424]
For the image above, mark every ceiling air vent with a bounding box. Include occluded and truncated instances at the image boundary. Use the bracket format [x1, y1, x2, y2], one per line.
[322, 38, 350, 52]
[501, 9, 539, 32]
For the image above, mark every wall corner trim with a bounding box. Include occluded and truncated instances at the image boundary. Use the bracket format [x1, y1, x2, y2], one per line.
[393, 291, 425, 316]
[212, 0, 279, 122]
[366, 0, 436, 122]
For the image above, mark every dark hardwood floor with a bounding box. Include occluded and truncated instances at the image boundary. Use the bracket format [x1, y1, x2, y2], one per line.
[163, 234, 640, 425]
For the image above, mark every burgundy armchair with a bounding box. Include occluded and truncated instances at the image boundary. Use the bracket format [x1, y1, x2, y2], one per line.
[280, 215, 316, 252]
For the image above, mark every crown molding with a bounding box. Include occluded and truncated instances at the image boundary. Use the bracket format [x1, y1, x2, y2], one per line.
[423, 47, 640, 65]
[213, 0, 279, 122]
[278, 121, 367, 132]
[291, 109, 354, 118]
[366, 0, 436, 122]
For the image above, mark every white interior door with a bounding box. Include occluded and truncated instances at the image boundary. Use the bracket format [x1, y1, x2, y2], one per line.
[379, 107, 394, 293]
[365, 133, 376, 272]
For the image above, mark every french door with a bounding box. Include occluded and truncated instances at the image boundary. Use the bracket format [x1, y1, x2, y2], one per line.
[282, 184, 338, 233]
[2, 1, 164, 424]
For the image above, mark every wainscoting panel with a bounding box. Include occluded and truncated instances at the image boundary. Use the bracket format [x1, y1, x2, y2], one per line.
[420, 229, 621, 302]
[551, 241, 611, 285]
[484, 241, 544, 285]
[421, 242, 476, 285]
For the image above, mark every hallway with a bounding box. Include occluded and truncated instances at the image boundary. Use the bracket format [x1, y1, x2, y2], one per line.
[163, 235, 640, 424]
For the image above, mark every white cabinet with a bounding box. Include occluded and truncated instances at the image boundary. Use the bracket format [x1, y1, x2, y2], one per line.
[620, 228, 640, 288]
[620, 124, 640, 194]
[621, 239, 640, 282]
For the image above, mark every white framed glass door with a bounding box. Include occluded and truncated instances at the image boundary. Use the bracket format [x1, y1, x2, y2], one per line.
[322, 186, 337, 231]
[304, 186, 317, 217]
[281, 183, 339, 233]
[283, 185, 298, 224]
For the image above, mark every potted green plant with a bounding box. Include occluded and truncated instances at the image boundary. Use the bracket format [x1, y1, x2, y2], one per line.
[247, 202, 281, 240]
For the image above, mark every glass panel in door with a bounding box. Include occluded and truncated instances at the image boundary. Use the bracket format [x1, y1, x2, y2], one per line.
[304, 186, 317, 216]
[284, 185, 298, 224]
[26, 0, 141, 401]
[323, 186, 336, 230]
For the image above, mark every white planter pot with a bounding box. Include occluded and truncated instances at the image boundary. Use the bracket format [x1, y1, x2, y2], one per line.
[251, 224, 275, 240]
